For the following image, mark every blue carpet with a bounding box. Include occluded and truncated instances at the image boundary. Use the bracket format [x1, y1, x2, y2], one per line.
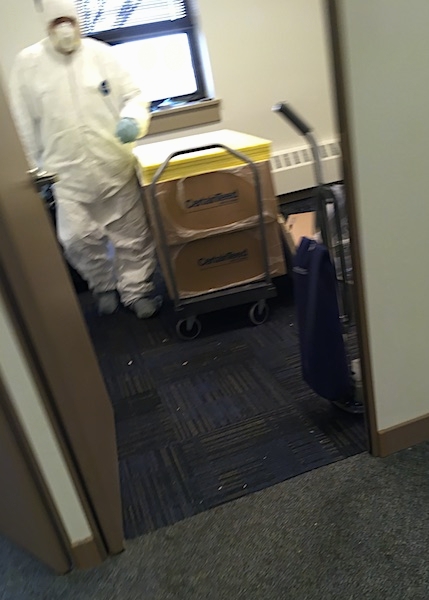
[78, 194, 365, 539]
[80, 268, 366, 539]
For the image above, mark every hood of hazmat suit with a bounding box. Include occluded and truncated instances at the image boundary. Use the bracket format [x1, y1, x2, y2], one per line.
[42, 0, 79, 26]
[43, 0, 82, 54]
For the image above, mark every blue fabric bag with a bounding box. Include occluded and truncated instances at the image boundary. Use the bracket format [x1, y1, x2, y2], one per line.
[293, 237, 352, 401]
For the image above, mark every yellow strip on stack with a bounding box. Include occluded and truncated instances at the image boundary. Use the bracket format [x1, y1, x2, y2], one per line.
[134, 129, 272, 185]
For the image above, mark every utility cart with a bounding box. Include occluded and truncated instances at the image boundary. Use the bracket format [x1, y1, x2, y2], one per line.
[149, 143, 279, 340]
[273, 102, 363, 413]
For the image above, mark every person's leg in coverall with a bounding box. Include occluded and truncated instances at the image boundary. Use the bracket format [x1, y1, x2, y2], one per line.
[57, 178, 157, 317]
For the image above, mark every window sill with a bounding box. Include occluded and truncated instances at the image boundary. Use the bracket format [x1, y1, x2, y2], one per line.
[147, 99, 222, 136]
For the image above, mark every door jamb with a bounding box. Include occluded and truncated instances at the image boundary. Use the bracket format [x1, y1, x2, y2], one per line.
[0, 273, 107, 569]
[325, 0, 380, 455]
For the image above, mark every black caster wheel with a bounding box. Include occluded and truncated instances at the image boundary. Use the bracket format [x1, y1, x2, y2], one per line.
[176, 317, 202, 340]
[249, 301, 269, 325]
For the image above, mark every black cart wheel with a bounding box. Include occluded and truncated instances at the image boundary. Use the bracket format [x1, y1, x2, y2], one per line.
[176, 317, 202, 340]
[249, 301, 269, 325]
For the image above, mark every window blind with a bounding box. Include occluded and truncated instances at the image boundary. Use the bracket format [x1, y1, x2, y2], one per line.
[75, 0, 187, 36]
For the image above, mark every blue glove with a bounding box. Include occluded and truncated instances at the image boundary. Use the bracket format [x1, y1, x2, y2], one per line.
[115, 118, 140, 144]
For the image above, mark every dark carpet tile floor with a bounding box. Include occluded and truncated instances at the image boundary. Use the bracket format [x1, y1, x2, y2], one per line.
[80, 249, 366, 539]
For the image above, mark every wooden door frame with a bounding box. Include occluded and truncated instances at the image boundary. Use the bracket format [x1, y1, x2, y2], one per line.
[325, 0, 380, 454]
[0, 371, 71, 574]
[0, 271, 106, 570]
[0, 77, 124, 567]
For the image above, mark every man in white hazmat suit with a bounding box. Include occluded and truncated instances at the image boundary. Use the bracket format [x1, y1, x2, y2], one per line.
[10, 0, 162, 319]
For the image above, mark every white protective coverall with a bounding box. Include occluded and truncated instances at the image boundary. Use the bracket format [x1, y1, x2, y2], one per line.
[9, 1, 156, 307]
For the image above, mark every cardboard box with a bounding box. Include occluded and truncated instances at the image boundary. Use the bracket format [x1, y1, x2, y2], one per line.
[278, 211, 317, 254]
[157, 221, 286, 299]
[146, 161, 278, 245]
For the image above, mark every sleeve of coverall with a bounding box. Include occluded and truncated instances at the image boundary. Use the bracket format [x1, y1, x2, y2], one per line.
[9, 54, 41, 170]
[116, 60, 151, 139]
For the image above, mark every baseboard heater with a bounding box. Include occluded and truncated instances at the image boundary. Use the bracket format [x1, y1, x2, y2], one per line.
[270, 140, 342, 196]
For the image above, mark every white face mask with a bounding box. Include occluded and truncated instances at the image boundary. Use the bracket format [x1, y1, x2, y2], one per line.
[50, 22, 80, 54]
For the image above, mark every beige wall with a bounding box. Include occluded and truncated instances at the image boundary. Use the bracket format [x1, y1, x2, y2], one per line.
[340, 0, 429, 430]
[0, 0, 45, 80]
[0, 0, 337, 153]
[180, 0, 337, 150]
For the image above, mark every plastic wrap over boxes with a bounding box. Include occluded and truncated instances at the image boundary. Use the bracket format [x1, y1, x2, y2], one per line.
[134, 130, 286, 299]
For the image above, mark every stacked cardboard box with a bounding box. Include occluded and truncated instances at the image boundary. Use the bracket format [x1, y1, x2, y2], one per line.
[134, 131, 286, 299]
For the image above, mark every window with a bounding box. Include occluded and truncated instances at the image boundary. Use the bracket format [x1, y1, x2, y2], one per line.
[75, 0, 209, 110]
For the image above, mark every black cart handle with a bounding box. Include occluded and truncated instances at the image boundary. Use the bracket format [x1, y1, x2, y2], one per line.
[272, 102, 311, 136]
